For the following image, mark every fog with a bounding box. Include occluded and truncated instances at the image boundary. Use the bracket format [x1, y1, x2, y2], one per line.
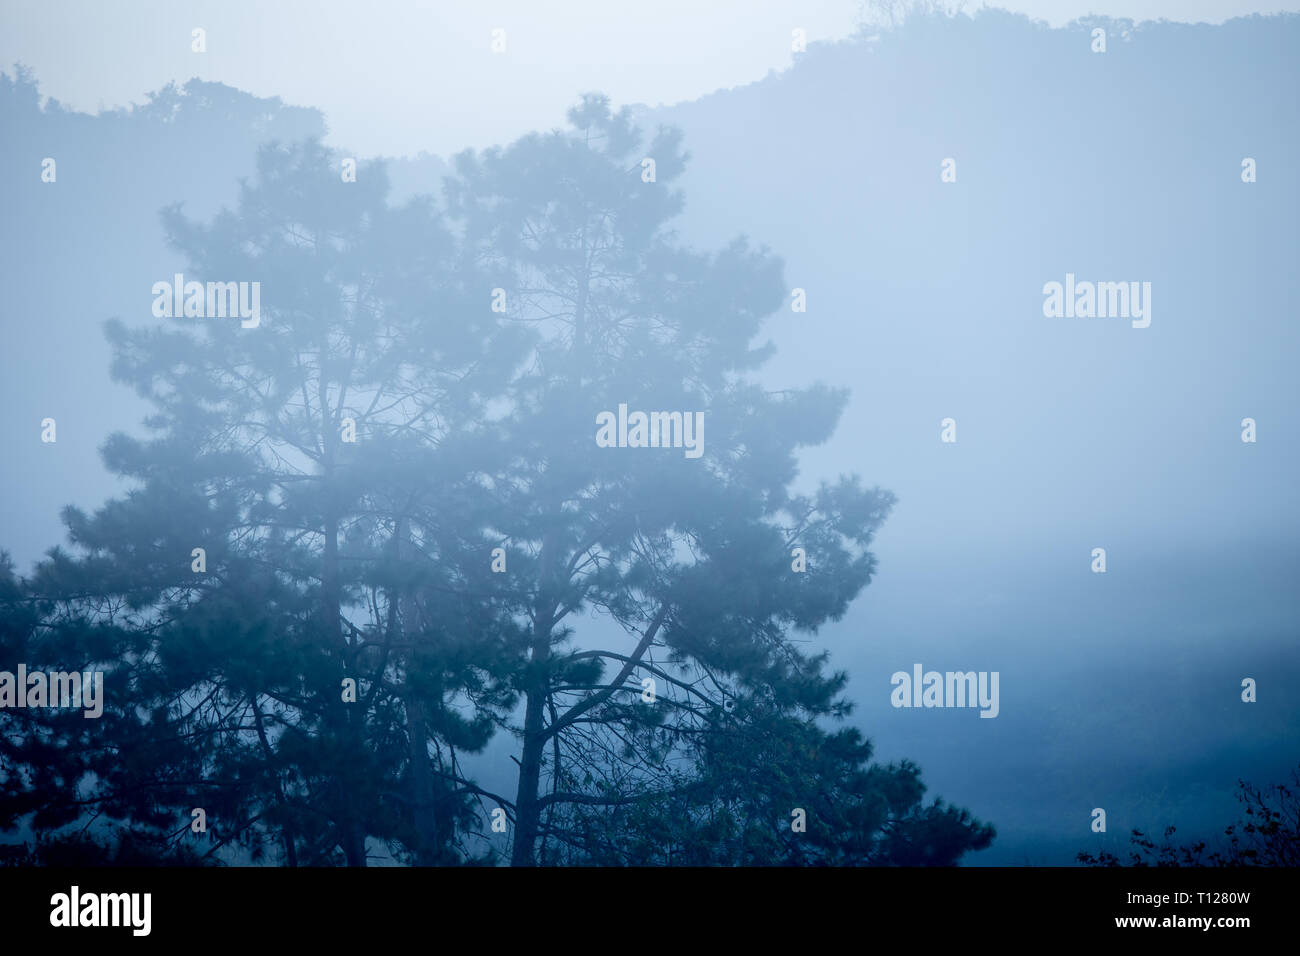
[1, 4, 1297, 865]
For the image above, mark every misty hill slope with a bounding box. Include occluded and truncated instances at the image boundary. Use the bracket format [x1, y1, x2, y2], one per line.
[630, 9, 1300, 863]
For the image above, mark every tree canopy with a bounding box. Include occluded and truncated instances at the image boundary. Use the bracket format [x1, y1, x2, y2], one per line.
[0, 94, 994, 867]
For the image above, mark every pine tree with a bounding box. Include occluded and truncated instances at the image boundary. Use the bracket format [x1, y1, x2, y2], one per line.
[438, 94, 992, 865]
[2, 104, 995, 868]
[1, 139, 527, 865]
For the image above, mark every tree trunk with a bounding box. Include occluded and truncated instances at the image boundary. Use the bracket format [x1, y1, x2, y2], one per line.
[405, 694, 439, 864]
[511, 526, 561, 866]
[394, 516, 440, 864]
[510, 621, 551, 867]
[324, 505, 367, 867]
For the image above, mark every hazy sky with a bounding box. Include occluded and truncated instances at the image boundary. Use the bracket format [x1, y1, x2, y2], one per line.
[3, 0, 1298, 156]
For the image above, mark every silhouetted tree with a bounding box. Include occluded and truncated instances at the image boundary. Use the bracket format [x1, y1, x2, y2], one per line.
[0, 140, 528, 865]
[438, 94, 992, 866]
[549, 704, 994, 865]
[2, 97, 994, 868]
[1078, 764, 1300, 867]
